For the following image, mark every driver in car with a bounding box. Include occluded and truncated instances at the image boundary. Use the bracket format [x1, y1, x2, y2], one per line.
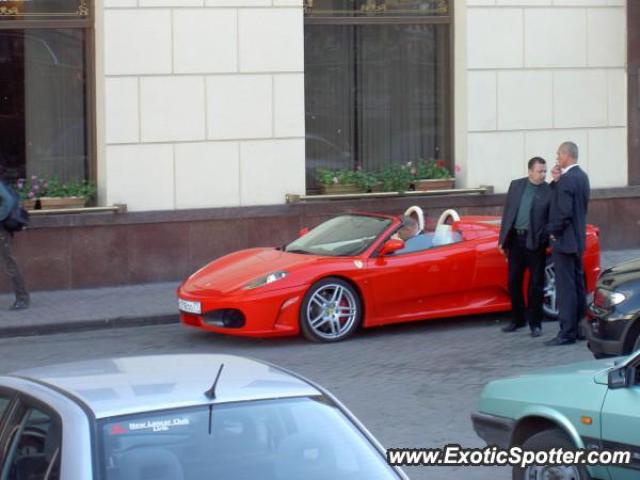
[394, 216, 420, 242]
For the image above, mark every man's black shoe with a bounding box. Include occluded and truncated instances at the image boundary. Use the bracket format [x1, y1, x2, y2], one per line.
[9, 299, 29, 311]
[502, 323, 525, 332]
[544, 336, 576, 346]
[531, 327, 542, 338]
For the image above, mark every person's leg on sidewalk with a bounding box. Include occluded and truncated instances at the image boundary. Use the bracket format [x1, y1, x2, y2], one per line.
[574, 256, 587, 340]
[550, 252, 577, 342]
[525, 247, 545, 335]
[0, 227, 29, 309]
[505, 236, 527, 331]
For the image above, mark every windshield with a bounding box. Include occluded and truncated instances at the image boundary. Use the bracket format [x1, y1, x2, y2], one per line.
[285, 215, 392, 256]
[99, 397, 400, 480]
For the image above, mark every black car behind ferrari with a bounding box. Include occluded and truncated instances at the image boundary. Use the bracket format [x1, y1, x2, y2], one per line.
[586, 257, 640, 358]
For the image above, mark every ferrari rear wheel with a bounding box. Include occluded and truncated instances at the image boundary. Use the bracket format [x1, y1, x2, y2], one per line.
[300, 278, 362, 343]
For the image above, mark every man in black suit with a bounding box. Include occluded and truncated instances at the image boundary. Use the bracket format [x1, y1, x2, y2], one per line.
[544, 142, 590, 346]
[499, 157, 551, 337]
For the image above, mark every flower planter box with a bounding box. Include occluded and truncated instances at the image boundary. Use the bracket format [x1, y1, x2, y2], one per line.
[38, 196, 87, 210]
[412, 178, 455, 191]
[368, 182, 384, 193]
[21, 199, 37, 210]
[320, 184, 364, 195]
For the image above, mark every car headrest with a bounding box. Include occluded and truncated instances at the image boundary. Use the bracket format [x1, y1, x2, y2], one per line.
[275, 433, 337, 480]
[432, 224, 453, 246]
[212, 412, 262, 455]
[119, 447, 184, 480]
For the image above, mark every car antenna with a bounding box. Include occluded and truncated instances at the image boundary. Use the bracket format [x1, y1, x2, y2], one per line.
[204, 364, 224, 400]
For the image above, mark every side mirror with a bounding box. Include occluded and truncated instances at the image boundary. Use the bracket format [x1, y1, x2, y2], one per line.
[608, 367, 630, 389]
[299, 227, 310, 237]
[379, 239, 405, 257]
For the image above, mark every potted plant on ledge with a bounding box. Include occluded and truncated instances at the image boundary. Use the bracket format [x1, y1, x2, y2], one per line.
[410, 159, 455, 191]
[15, 176, 97, 210]
[15, 176, 45, 210]
[38, 178, 97, 209]
[316, 168, 366, 195]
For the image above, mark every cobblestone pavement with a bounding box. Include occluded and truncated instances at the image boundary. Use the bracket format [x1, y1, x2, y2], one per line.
[0, 313, 598, 479]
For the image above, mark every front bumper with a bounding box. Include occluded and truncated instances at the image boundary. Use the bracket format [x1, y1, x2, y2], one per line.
[177, 284, 307, 338]
[471, 412, 515, 449]
[585, 303, 632, 357]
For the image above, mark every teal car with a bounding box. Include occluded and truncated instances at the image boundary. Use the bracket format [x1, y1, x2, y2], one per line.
[472, 351, 640, 480]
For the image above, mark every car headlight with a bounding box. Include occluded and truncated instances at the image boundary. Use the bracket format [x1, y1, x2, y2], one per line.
[243, 271, 288, 290]
[594, 288, 627, 309]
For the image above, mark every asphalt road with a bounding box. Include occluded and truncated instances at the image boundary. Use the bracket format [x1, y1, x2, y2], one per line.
[0, 315, 596, 480]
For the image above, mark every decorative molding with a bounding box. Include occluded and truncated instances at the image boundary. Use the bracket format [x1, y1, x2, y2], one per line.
[77, 0, 89, 16]
[0, 0, 89, 18]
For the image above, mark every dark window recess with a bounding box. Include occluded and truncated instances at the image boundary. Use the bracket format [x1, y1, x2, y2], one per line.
[304, 2, 452, 192]
[0, 27, 89, 183]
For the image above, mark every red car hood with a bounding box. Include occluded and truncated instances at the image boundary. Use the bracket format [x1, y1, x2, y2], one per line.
[182, 248, 317, 295]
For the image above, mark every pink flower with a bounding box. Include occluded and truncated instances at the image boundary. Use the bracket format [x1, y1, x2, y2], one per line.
[455, 164, 462, 173]
[28, 192, 35, 199]
[435, 159, 446, 169]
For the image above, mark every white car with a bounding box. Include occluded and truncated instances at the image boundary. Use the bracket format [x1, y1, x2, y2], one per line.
[0, 354, 406, 480]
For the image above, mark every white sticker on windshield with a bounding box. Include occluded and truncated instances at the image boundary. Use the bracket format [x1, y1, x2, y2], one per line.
[128, 417, 191, 433]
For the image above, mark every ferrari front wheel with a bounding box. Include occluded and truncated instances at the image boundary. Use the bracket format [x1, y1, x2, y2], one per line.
[300, 278, 362, 342]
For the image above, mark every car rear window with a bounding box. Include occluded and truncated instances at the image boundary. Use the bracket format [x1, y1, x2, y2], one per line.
[99, 397, 399, 480]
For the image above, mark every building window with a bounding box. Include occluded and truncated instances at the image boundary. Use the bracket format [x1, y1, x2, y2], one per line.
[304, 0, 451, 191]
[0, 0, 93, 184]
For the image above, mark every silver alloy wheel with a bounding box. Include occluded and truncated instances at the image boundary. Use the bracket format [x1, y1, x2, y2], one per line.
[305, 283, 358, 341]
[524, 465, 582, 480]
[543, 261, 559, 319]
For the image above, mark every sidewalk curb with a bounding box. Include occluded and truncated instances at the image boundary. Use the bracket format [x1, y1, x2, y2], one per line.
[0, 313, 180, 339]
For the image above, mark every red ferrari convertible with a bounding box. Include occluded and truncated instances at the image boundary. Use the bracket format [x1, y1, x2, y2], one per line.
[178, 207, 601, 342]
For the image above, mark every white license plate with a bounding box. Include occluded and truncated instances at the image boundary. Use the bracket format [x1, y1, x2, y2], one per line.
[178, 299, 201, 315]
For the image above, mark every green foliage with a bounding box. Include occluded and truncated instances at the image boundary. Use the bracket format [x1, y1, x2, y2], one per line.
[15, 176, 46, 200]
[15, 175, 96, 200]
[315, 168, 377, 191]
[316, 168, 360, 186]
[315, 159, 453, 193]
[43, 179, 97, 198]
[414, 159, 452, 180]
[378, 164, 413, 192]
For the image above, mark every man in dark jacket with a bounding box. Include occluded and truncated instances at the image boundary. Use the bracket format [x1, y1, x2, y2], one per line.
[499, 157, 551, 337]
[544, 141, 590, 346]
